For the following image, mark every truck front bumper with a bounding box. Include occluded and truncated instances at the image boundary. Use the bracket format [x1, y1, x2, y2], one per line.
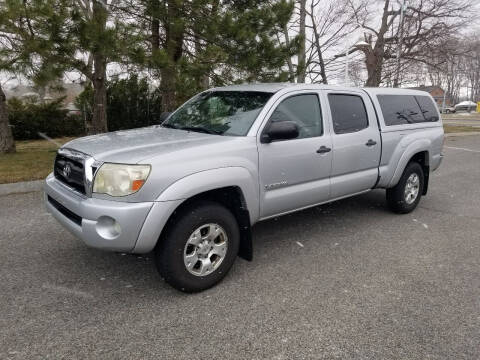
[44, 173, 182, 253]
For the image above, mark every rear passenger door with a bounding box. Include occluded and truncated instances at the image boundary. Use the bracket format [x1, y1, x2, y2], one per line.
[326, 91, 381, 199]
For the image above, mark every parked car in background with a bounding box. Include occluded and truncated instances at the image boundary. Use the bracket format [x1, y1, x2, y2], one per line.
[455, 101, 477, 113]
[44, 84, 444, 292]
[440, 105, 456, 114]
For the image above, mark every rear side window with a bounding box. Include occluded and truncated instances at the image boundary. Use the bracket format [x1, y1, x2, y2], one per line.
[378, 95, 438, 126]
[415, 96, 439, 122]
[328, 94, 369, 134]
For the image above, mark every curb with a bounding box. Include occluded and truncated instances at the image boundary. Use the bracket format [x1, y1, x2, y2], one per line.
[0, 180, 44, 196]
[446, 132, 480, 137]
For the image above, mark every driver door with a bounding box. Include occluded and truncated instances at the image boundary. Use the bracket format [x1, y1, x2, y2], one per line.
[258, 92, 332, 218]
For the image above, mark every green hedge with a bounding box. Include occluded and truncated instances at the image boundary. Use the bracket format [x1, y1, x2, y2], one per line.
[8, 97, 85, 140]
[75, 75, 163, 132]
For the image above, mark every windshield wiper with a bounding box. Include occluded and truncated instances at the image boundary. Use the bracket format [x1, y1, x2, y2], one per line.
[179, 126, 223, 135]
[161, 123, 178, 129]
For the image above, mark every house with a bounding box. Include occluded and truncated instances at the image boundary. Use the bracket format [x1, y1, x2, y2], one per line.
[4, 82, 84, 114]
[407, 85, 450, 107]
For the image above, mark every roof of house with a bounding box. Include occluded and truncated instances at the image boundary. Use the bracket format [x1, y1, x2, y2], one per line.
[4, 82, 84, 104]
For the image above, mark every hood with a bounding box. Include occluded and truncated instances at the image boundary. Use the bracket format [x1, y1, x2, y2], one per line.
[62, 126, 234, 163]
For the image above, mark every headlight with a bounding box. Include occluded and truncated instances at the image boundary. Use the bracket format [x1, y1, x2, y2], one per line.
[93, 163, 151, 196]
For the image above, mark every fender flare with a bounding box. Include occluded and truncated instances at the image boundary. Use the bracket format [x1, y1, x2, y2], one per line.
[133, 167, 258, 254]
[156, 166, 259, 222]
[388, 139, 430, 188]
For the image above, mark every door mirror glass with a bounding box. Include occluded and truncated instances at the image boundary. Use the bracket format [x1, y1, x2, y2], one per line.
[261, 121, 299, 143]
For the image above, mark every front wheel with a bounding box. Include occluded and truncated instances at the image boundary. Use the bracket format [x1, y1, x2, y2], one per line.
[154, 201, 240, 292]
[386, 162, 424, 214]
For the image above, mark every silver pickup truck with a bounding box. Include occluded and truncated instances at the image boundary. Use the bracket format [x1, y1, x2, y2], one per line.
[44, 83, 444, 292]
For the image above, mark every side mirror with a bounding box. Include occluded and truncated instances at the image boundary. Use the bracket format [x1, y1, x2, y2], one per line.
[261, 121, 299, 143]
[159, 112, 172, 123]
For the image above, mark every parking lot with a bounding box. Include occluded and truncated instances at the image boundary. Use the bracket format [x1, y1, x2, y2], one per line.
[1, 135, 480, 359]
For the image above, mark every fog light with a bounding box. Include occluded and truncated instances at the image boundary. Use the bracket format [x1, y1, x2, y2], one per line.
[96, 216, 121, 240]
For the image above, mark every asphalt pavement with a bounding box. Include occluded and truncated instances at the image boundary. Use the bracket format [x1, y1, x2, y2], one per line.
[1, 135, 480, 359]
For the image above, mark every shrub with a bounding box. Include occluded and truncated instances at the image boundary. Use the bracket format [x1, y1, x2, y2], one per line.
[8, 97, 85, 140]
[75, 75, 163, 132]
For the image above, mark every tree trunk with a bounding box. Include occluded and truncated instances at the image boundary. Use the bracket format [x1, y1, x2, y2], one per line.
[89, 54, 108, 134]
[151, 18, 160, 52]
[0, 84, 15, 153]
[311, 15, 328, 84]
[365, 50, 384, 87]
[297, 0, 307, 83]
[160, 66, 177, 112]
[87, 0, 108, 135]
[159, 0, 184, 112]
[364, 0, 390, 87]
[282, 24, 295, 82]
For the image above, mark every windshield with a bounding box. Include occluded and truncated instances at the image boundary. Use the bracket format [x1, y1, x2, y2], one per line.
[163, 91, 273, 136]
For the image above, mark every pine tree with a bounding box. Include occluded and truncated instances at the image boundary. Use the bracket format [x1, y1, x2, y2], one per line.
[54, 0, 141, 134]
[0, 0, 69, 153]
[119, 0, 295, 111]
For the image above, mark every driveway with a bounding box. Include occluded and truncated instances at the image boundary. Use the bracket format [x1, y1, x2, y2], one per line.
[1, 135, 480, 359]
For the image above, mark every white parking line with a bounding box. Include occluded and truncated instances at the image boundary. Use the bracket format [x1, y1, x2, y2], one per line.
[445, 146, 480, 153]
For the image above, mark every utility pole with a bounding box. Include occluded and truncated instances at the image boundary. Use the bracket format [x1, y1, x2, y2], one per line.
[442, 90, 446, 113]
[394, 0, 406, 88]
[345, 48, 349, 85]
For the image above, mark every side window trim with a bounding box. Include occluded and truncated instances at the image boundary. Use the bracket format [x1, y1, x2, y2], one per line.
[261, 92, 324, 141]
[328, 92, 370, 135]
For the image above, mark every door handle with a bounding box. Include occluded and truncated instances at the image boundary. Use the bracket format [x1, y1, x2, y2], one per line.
[316, 146, 331, 154]
[365, 139, 377, 147]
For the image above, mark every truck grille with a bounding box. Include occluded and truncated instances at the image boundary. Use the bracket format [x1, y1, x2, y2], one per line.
[54, 153, 86, 194]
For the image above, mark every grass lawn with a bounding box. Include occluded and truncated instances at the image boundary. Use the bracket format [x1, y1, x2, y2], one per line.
[0, 123, 480, 184]
[0, 137, 74, 184]
[443, 125, 480, 134]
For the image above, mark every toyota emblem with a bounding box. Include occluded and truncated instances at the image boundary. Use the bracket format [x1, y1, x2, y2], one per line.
[62, 163, 72, 178]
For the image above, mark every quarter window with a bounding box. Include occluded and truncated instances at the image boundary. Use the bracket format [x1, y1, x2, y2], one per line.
[328, 94, 369, 134]
[415, 96, 440, 122]
[378, 95, 438, 126]
[269, 94, 322, 139]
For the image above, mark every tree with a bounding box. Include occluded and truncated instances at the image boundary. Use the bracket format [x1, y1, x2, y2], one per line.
[277, 0, 356, 84]
[464, 37, 480, 101]
[296, 0, 306, 83]
[0, 0, 69, 153]
[75, 74, 163, 131]
[338, 0, 473, 87]
[51, 0, 141, 134]
[425, 36, 470, 104]
[115, 0, 295, 111]
[306, 0, 358, 84]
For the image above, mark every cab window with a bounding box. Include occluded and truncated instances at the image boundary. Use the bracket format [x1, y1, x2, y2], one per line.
[269, 94, 323, 139]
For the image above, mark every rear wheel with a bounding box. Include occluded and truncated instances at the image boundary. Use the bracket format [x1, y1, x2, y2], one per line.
[154, 201, 240, 292]
[386, 162, 424, 214]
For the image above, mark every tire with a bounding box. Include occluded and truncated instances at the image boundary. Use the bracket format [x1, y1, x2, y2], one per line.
[154, 201, 240, 292]
[386, 162, 424, 214]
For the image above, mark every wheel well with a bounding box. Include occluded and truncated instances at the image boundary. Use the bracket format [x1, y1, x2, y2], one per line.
[160, 186, 253, 261]
[409, 151, 429, 195]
